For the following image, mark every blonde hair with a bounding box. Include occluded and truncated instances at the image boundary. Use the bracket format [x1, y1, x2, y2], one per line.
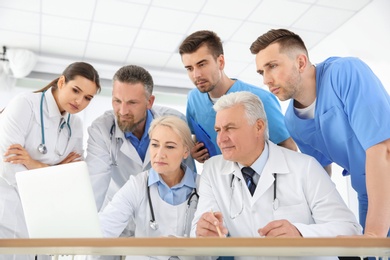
[148, 115, 194, 151]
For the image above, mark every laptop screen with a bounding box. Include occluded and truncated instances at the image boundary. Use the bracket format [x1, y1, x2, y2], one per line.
[16, 161, 102, 238]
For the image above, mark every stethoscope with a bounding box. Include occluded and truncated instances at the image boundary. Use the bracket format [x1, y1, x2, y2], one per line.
[147, 183, 199, 237]
[37, 91, 72, 155]
[109, 122, 119, 166]
[229, 172, 279, 219]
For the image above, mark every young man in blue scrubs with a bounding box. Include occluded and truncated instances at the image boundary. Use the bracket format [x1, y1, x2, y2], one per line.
[250, 28, 390, 238]
[179, 30, 297, 164]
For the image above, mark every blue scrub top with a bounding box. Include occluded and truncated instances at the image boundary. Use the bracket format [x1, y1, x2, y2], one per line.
[186, 79, 290, 155]
[285, 57, 390, 196]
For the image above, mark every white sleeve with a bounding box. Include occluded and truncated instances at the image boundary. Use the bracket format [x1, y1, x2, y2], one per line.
[190, 162, 222, 237]
[293, 157, 363, 237]
[86, 120, 113, 210]
[0, 95, 34, 185]
[98, 175, 140, 238]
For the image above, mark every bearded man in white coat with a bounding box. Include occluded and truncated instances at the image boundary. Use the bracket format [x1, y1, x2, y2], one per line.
[86, 65, 196, 216]
[192, 91, 362, 260]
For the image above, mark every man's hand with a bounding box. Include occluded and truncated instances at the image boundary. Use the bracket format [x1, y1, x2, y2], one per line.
[196, 211, 228, 237]
[258, 219, 302, 237]
[190, 142, 209, 163]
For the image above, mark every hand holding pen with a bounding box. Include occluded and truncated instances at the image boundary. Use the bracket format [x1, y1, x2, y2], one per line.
[195, 210, 227, 237]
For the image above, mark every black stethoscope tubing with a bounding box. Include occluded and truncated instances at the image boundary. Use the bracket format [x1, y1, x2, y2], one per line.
[147, 184, 199, 230]
[109, 122, 118, 166]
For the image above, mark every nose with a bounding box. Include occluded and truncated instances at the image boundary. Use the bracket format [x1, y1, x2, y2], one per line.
[262, 72, 272, 87]
[75, 95, 83, 105]
[118, 102, 128, 115]
[217, 130, 228, 144]
[192, 67, 201, 79]
[156, 147, 166, 158]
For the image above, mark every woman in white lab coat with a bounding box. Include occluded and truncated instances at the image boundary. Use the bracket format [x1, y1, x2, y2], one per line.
[0, 62, 101, 259]
[99, 115, 200, 260]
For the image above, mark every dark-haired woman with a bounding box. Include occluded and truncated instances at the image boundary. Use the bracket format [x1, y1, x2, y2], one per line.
[0, 61, 101, 259]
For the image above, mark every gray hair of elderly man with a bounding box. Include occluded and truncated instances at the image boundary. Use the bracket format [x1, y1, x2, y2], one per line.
[213, 91, 269, 140]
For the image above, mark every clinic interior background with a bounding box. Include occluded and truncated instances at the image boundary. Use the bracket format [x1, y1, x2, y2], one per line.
[1, 0, 390, 220]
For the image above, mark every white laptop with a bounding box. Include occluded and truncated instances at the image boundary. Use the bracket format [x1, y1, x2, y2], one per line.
[16, 161, 103, 238]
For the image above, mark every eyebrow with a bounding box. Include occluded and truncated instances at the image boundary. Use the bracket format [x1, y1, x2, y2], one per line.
[75, 85, 94, 99]
[215, 122, 236, 130]
[257, 60, 276, 75]
[151, 139, 178, 145]
[184, 59, 207, 69]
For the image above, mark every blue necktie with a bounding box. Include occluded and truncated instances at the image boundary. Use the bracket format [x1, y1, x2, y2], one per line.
[241, 167, 256, 196]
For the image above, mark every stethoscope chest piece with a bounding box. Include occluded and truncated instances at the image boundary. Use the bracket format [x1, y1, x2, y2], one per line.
[149, 220, 159, 230]
[37, 143, 47, 154]
[273, 198, 279, 211]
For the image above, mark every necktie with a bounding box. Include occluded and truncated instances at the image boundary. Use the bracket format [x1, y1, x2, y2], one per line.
[241, 167, 256, 196]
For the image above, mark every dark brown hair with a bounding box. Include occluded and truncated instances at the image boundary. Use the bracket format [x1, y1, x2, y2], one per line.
[179, 30, 223, 59]
[250, 29, 308, 57]
[34, 61, 101, 93]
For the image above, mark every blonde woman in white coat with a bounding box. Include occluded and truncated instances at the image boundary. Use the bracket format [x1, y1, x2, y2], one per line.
[0, 62, 101, 260]
[99, 115, 200, 260]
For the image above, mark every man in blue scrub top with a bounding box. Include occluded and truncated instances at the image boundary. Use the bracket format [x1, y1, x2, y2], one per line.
[250, 28, 390, 238]
[179, 30, 297, 164]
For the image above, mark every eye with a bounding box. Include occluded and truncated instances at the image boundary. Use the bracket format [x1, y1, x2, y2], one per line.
[72, 88, 80, 94]
[186, 67, 193, 72]
[84, 96, 92, 102]
[151, 143, 159, 148]
[166, 145, 175, 149]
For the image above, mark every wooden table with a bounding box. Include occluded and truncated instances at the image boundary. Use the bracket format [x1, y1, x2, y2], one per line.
[0, 237, 389, 258]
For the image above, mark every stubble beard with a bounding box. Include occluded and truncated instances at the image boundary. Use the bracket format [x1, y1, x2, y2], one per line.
[117, 114, 146, 133]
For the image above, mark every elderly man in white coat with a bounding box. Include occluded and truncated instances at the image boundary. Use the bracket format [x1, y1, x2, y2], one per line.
[86, 65, 196, 235]
[192, 91, 362, 260]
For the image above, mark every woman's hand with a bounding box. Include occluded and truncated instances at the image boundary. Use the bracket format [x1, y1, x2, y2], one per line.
[57, 152, 82, 165]
[3, 144, 47, 169]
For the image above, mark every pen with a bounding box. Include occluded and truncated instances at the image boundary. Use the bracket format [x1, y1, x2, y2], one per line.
[210, 209, 223, 238]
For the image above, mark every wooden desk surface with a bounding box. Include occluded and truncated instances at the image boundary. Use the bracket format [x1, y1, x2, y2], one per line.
[0, 237, 389, 257]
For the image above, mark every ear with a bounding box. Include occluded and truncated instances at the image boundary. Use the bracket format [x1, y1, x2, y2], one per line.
[297, 54, 308, 73]
[183, 148, 190, 160]
[217, 54, 225, 70]
[147, 95, 155, 109]
[255, 119, 266, 136]
[57, 75, 66, 89]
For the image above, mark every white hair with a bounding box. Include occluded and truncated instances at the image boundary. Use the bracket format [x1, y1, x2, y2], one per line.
[213, 91, 269, 140]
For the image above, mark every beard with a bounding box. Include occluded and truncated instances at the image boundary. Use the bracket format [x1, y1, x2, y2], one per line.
[117, 114, 146, 133]
[195, 79, 216, 93]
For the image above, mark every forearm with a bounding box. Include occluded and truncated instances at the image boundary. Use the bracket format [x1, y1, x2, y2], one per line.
[364, 139, 390, 237]
[277, 137, 298, 151]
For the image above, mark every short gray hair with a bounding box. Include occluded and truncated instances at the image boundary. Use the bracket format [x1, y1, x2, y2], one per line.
[113, 65, 154, 98]
[213, 91, 269, 140]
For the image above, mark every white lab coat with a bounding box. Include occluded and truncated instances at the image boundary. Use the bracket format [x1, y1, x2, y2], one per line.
[86, 106, 196, 212]
[192, 141, 362, 260]
[0, 89, 83, 260]
[98, 169, 200, 260]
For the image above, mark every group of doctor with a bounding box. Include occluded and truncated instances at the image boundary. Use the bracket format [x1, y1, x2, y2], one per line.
[0, 27, 388, 260]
